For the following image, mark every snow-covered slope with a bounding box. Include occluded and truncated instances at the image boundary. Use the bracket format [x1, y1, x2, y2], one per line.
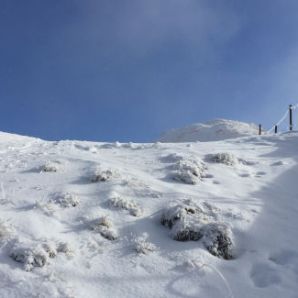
[0, 131, 37, 143]
[159, 119, 260, 142]
[0, 130, 298, 298]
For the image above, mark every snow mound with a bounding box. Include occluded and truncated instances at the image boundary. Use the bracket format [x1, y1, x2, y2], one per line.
[159, 119, 259, 142]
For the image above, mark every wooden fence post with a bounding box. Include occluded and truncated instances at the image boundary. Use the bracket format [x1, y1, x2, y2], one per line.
[259, 124, 262, 135]
[289, 104, 293, 131]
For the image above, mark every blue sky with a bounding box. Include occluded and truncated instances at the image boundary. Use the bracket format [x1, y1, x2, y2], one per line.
[0, 0, 297, 141]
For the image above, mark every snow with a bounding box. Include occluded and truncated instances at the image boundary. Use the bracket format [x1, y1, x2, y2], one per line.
[0, 128, 298, 297]
[159, 119, 260, 142]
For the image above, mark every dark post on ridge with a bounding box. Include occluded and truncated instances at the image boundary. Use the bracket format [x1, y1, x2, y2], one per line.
[289, 104, 293, 131]
[259, 124, 262, 135]
[275, 125, 278, 134]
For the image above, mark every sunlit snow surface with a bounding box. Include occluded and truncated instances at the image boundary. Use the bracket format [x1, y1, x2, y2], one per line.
[159, 119, 259, 142]
[0, 129, 298, 298]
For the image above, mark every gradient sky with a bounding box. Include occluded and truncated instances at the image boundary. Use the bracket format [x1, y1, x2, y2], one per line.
[0, 0, 298, 141]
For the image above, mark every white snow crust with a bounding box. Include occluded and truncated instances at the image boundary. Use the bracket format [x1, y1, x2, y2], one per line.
[0, 129, 298, 297]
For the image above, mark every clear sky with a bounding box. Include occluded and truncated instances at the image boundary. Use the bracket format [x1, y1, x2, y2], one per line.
[0, 0, 298, 142]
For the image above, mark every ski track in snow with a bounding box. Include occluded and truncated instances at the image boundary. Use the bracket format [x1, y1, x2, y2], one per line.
[0, 131, 298, 297]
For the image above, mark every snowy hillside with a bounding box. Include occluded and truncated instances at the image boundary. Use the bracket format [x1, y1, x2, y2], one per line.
[0, 130, 298, 297]
[159, 119, 260, 142]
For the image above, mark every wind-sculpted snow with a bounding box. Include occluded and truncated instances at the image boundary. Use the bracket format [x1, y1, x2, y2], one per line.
[0, 130, 297, 297]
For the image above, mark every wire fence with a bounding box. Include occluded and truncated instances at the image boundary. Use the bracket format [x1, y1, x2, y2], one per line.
[265, 103, 298, 135]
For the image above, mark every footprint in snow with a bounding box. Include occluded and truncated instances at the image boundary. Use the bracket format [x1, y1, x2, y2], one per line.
[255, 171, 266, 177]
[271, 161, 286, 166]
[269, 250, 298, 275]
[239, 173, 251, 178]
[250, 262, 281, 288]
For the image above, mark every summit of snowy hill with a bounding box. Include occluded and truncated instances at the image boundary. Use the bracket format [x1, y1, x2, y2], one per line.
[159, 119, 260, 142]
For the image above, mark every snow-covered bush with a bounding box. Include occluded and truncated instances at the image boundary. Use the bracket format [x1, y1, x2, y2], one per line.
[161, 200, 234, 259]
[209, 153, 238, 166]
[108, 194, 142, 217]
[56, 241, 74, 257]
[161, 200, 207, 241]
[0, 220, 13, 240]
[202, 223, 233, 260]
[160, 153, 184, 163]
[90, 216, 118, 240]
[50, 192, 80, 208]
[41, 161, 61, 172]
[35, 201, 55, 216]
[42, 241, 58, 258]
[172, 158, 207, 185]
[134, 233, 156, 255]
[10, 240, 73, 271]
[10, 243, 49, 271]
[91, 168, 118, 182]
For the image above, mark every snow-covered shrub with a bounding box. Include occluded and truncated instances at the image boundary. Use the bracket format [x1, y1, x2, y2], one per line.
[108, 194, 142, 217]
[10, 243, 49, 271]
[202, 223, 233, 260]
[35, 201, 55, 216]
[90, 216, 118, 240]
[161, 200, 208, 241]
[172, 158, 207, 185]
[10, 240, 74, 271]
[56, 241, 74, 257]
[50, 192, 80, 208]
[160, 153, 184, 163]
[0, 220, 13, 240]
[134, 233, 156, 255]
[42, 241, 58, 258]
[91, 168, 118, 182]
[209, 153, 238, 166]
[161, 200, 234, 259]
[41, 161, 61, 172]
